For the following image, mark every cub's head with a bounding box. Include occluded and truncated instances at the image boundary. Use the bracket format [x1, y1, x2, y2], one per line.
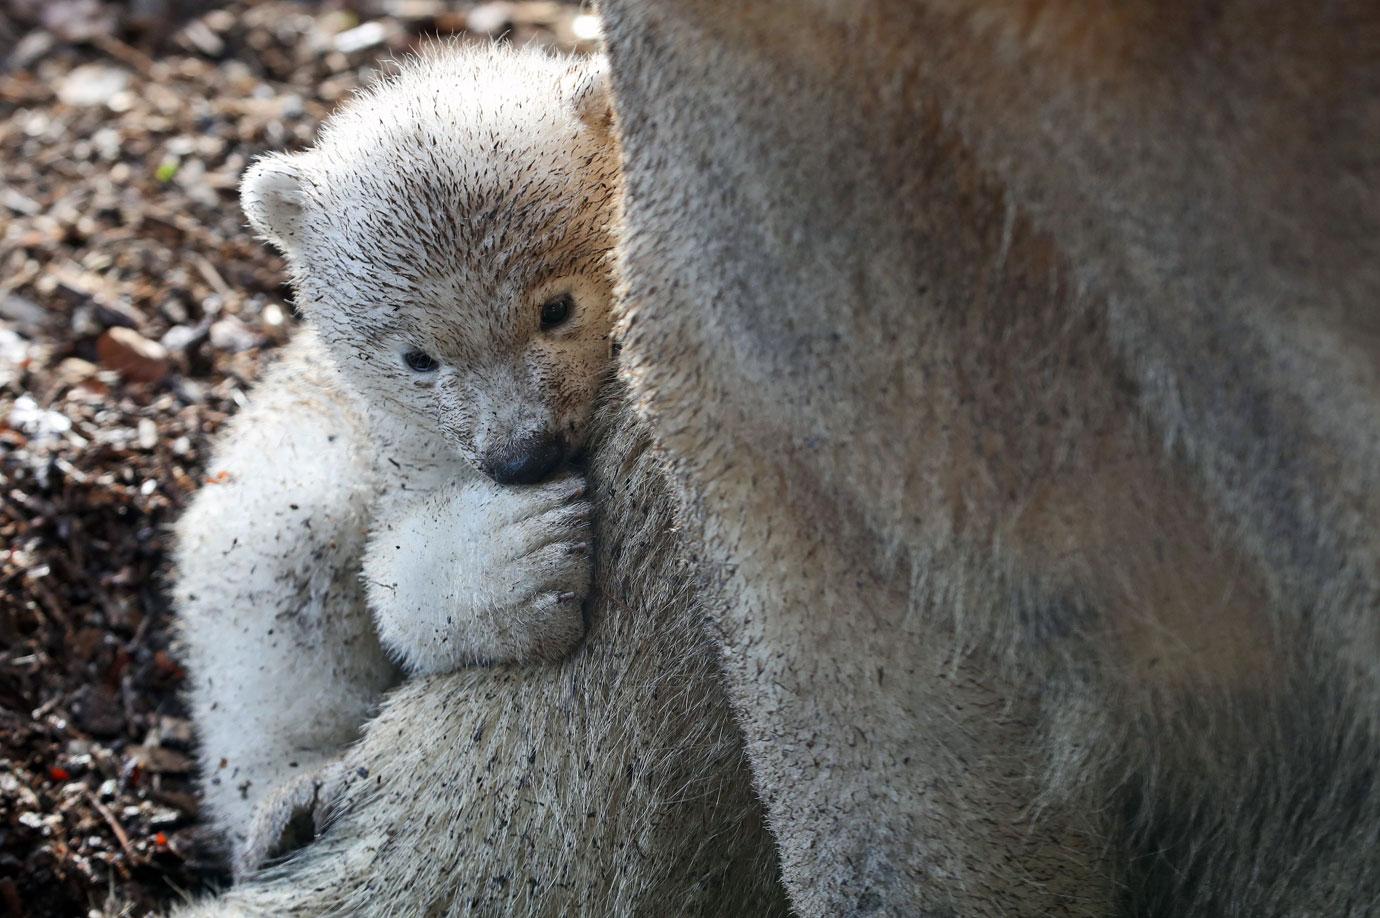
[241, 47, 619, 484]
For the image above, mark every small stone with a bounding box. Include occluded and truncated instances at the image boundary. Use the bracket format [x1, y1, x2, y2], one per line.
[381, 0, 444, 20]
[569, 13, 603, 42]
[180, 19, 225, 57]
[71, 305, 102, 337]
[70, 685, 125, 738]
[54, 357, 98, 386]
[1, 294, 47, 337]
[130, 744, 194, 775]
[7, 394, 72, 441]
[161, 297, 189, 324]
[208, 316, 261, 353]
[41, 0, 116, 42]
[137, 418, 158, 450]
[0, 328, 30, 386]
[467, 2, 515, 34]
[260, 302, 286, 327]
[160, 323, 206, 353]
[9, 30, 55, 70]
[56, 64, 131, 108]
[333, 21, 390, 54]
[97, 327, 169, 383]
[1, 189, 42, 217]
[149, 808, 183, 827]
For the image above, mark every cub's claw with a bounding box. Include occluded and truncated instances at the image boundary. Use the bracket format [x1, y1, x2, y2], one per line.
[234, 759, 353, 880]
[519, 589, 587, 662]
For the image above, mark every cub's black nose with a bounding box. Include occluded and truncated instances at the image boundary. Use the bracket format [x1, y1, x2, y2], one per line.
[485, 433, 566, 485]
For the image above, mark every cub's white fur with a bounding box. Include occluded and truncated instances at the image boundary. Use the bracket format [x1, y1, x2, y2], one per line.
[174, 46, 621, 875]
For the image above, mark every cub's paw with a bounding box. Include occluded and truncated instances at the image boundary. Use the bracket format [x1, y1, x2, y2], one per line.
[234, 759, 354, 880]
[365, 473, 592, 674]
[489, 474, 593, 662]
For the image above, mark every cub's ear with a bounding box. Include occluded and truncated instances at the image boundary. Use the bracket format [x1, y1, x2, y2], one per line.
[241, 153, 314, 257]
[563, 55, 613, 134]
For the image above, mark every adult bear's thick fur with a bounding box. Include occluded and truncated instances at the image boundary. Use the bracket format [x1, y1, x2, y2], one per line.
[599, 1, 1380, 914]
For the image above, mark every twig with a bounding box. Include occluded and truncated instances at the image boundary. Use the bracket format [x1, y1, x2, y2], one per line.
[90, 33, 160, 80]
[84, 787, 138, 876]
[192, 254, 234, 302]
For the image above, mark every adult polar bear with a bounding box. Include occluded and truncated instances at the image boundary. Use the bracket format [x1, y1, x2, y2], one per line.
[186, 1, 1380, 915]
[597, 0, 1380, 914]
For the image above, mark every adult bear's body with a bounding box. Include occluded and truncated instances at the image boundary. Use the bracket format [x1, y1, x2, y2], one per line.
[599, 1, 1380, 914]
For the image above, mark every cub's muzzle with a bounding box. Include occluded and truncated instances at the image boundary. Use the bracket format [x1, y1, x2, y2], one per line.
[482, 431, 567, 485]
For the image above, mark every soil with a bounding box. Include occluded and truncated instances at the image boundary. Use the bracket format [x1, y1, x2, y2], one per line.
[0, 3, 590, 914]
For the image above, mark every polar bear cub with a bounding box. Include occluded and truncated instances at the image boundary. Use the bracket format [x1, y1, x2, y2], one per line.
[174, 45, 621, 873]
[241, 47, 619, 674]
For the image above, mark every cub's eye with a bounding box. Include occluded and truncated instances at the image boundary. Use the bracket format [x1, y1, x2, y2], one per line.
[539, 293, 574, 330]
[403, 349, 439, 373]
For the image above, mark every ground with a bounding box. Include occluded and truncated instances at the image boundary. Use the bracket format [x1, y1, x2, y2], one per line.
[0, 3, 590, 914]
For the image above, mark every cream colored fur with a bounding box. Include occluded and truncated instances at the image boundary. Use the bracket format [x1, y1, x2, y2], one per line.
[175, 46, 626, 876]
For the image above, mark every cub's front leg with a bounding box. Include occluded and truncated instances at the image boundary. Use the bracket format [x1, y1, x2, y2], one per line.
[364, 474, 593, 674]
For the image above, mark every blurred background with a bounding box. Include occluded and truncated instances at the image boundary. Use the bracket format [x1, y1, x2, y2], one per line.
[0, 3, 591, 914]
